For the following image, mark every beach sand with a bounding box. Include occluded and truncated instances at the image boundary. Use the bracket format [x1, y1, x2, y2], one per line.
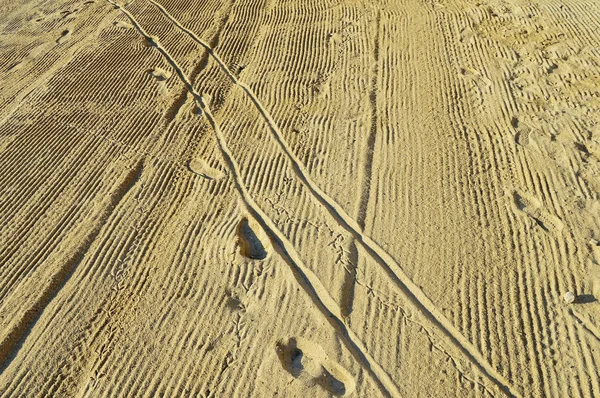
[1, 0, 600, 396]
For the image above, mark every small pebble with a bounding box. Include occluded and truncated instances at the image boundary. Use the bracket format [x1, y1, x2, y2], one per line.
[564, 291, 576, 304]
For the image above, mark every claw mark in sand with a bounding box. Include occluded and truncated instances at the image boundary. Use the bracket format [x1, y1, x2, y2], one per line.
[146, 1, 517, 395]
[105, 1, 401, 396]
[276, 337, 356, 396]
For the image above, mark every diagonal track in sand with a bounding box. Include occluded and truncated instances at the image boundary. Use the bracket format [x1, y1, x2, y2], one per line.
[104, 1, 402, 396]
[142, 1, 518, 396]
[570, 309, 600, 343]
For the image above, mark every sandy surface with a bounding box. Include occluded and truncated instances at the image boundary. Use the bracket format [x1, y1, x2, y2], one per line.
[1, 0, 600, 396]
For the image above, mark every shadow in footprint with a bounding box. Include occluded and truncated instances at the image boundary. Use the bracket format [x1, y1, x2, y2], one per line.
[238, 217, 268, 260]
[57, 29, 70, 44]
[276, 338, 306, 378]
[316, 366, 351, 396]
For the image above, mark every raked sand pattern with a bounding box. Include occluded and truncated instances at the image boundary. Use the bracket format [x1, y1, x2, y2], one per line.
[1, 0, 600, 396]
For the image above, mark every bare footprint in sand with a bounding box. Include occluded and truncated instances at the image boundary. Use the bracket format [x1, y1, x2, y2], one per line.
[188, 158, 224, 180]
[9, 43, 53, 71]
[149, 67, 171, 81]
[57, 29, 71, 44]
[460, 66, 492, 108]
[514, 123, 543, 153]
[512, 189, 564, 234]
[114, 20, 132, 29]
[237, 217, 269, 260]
[276, 337, 356, 396]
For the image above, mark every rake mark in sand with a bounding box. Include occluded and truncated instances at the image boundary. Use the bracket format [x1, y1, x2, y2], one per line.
[144, 1, 517, 395]
[105, 1, 401, 395]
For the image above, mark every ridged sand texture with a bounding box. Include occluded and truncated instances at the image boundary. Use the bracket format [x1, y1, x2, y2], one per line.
[1, 0, 600, 396]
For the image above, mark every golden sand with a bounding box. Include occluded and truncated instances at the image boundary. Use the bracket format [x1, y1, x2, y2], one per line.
[1, 0, 600, 396]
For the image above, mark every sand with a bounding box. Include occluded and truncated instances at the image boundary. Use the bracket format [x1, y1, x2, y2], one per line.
[0, 0, 599, 396]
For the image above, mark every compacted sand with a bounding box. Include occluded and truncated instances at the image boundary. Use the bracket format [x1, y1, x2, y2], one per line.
[1, 0, 600, 396]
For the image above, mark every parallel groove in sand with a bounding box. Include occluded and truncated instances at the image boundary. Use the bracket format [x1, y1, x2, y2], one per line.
[0, 159, 143, 372]
[143, 1, 516, 395]
[105, 0, 401, 396]
[1, 0, 599, 396]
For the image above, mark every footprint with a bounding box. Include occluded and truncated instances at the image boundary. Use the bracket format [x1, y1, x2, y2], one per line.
[276, 337, 356, 396]
[512, 115, 559, 158]
[9, 42, 53, 71]
[328, 32, 342, 44]
[57, 29, 71, 44]
[0, 135, 16, 154]
[460, 66, 492, 108]
[237, 217, 269, 260]
[149, 67, 171, 81]
[543, 42, 576, 61]
[188, 158, 224, 180]
[461, 67, 492, 90]
[113, 20, 132, 29]
[513, 190, 564, 234]
[7, 61, 23, 72]
[459, 27, 475, 44]
[514, 124, 542, 153]
[225, 289, 246, 311]
[29, 43, 52, 58]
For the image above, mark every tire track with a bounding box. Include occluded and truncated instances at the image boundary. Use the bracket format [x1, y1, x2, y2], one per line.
[104, 1, 401, 396]
[144, 1, 517, 395]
